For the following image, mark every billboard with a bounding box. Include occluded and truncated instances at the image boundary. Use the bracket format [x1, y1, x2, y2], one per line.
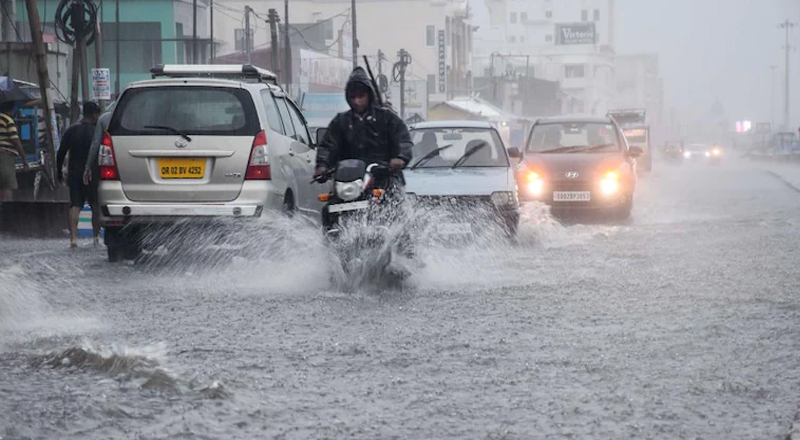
[555, 23, 597, 45]
[300, 93, 349, 120]
[437, 29, 446, 93]
[298, 49, 352, 93]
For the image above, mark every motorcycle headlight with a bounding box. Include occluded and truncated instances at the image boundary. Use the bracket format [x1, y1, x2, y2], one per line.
[335, 179, 363, 201]
[491, 191, 518, 208]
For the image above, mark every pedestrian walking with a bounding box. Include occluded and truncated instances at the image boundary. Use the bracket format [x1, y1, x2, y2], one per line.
[57, 102, 102, 248]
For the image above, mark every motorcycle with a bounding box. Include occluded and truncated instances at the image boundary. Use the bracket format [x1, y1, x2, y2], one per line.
[314, 159, 411, 285]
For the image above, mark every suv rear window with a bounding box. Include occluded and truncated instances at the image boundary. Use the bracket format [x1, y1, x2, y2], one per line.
[108, 86, 259, 136]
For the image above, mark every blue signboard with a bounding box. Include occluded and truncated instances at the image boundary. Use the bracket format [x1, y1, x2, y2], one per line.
[301, 93, 349, 120]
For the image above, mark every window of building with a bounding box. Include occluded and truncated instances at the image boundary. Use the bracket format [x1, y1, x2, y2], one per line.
[594, 9, 600, 21]
[520, 12, 528, 22]
[509, 35, 517, 43]
[565, 64, 586, 78]
[426, 25, 435, 46]
[318, 19, 334, 40]
[545, 10, 552, 19]
[545, 34, 553, 42]
[520, 35, 525, 43]
[581, 9, 588, 21]
[510, 12, 517, 23]
[99, 22, 163, 73]
[427, 74, 436, 95]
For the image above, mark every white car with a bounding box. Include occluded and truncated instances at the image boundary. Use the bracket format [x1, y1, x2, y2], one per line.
[98, 64, 323, 261]
[405, 120, 521, 237]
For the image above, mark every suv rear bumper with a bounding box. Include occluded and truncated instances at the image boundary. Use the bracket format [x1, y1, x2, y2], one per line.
[98, 180, 279, 226]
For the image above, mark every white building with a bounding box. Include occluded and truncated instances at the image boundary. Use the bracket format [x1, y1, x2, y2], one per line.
[212, 0, 474, 105]
[615, 53, 663, 123]
[474, 0, 617, 116]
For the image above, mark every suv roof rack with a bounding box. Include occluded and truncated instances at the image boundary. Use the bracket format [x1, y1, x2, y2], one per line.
[150, 64, 278, 83]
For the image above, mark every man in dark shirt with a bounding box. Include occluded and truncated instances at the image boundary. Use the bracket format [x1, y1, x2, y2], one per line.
[57, 102, 101, 248]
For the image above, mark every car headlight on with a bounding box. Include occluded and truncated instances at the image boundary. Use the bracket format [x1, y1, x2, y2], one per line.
[712, 148, 721, 156]
[684, 151, 691, 158]
[335, 179, 363, 201]
[491, 191, 518, 208]
[704, 151, 711, 157]
[525, 171, 544, 196]
[600, 171, 620, 195]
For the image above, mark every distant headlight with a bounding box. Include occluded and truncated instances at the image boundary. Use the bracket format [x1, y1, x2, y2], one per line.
[684, 151, 692, 158]
[712, 148, 721, 156]
[491, 191, 518, 208]
[335, 179, 363, 201]
[705, 151, 711, 157]
[600, 171, 620, 195]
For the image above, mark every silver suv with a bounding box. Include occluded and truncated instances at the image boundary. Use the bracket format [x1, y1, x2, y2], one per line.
[98, 64, 322, 262]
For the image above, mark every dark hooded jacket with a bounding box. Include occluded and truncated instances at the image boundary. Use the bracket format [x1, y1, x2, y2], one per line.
[316, 67, 413, 173]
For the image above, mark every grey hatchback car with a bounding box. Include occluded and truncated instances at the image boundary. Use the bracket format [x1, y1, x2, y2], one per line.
[98, 65, 322, 262]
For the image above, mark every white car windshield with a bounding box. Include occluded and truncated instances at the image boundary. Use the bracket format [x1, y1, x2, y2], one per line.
[409, 127, 509, 168]
[527, 122, 622, 153]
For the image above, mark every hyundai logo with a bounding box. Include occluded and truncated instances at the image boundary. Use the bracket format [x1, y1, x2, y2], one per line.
[565, 171, 579, 179]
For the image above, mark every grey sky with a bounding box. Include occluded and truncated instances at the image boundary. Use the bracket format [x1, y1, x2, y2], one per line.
[472, 0, 800, 128]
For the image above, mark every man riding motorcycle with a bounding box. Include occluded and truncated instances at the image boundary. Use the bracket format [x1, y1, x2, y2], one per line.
[314, 66, 415, 261]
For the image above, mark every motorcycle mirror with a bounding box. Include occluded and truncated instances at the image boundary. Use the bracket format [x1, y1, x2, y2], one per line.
[315, 127, 327, 145]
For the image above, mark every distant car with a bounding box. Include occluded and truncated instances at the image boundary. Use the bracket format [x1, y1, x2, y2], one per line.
[663, 141, 684, 163]
[405, 120, 520, 237]
[516, 115, 643, 220]
[98, 64, 322, 262]
[683, 143, 719, 163]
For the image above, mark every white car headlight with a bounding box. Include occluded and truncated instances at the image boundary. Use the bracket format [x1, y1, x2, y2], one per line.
[491, 191, 518, 208]
[684, 151, 691, 158]
[335, 179, 363, 201]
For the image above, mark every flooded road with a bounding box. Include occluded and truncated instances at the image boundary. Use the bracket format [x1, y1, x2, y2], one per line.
[2, 158, 800, 439]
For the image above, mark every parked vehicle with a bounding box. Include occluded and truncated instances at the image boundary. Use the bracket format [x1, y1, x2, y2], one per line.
[405, 121, 520, 238]
[98, 64, 322, 262]
[516, 116, 643, 220]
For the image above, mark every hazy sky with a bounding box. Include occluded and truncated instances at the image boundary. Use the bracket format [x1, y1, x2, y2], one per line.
[473, 0, 800, 128]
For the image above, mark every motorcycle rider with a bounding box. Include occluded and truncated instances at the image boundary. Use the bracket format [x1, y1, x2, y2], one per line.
[314, 66, 416, 261]
[314, 66, 413, 185]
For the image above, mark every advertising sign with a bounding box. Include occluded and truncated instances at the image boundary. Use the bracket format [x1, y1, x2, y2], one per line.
[437, 29, 446, 93]
[555, 22, 597, 45]
[299, 49, 352, 92]
[300, 93, 349, 120]
[91, 68, 111, 100]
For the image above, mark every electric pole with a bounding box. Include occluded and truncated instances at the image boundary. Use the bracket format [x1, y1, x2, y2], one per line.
[210, 0, 214, 62]
[351, 0, 357, 68]
[192, 0, 197, 63]
[284, 0, 291, 91]
[769, 64, 778, 129]
[779, 20, 796, 130]
[393, 49, 411, 119]
[244, 6, 252, 64]
[268, 9, 280, 76]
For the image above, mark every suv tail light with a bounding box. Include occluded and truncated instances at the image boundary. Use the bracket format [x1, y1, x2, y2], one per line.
[245, 130, 271, 180]
[99, 132, 119, 180]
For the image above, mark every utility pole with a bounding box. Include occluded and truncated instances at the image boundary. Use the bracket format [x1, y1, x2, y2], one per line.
[351, 0, 357, 69]
[393, 49, 411, 119]
[244, 6, 252, 64]
[210, 0, 214, 62]
[769, 64, 778, 129]
[192, 0, 197, 63]
[284, 0, 291, 91]
[114, 0, 119, 96]
[24, 0, 58, 180]
[779, 20, 796, 130]
[268, 8, 280, 75]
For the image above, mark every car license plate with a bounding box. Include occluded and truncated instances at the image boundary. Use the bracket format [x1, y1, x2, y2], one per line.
[158, 158, 206, 179]
[328, 200, 370, 213]
[437, 223, 472, 234]
[553, 191, 591, 202]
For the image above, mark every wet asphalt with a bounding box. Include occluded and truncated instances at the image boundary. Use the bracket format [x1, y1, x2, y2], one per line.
[1, 156, 799, 439]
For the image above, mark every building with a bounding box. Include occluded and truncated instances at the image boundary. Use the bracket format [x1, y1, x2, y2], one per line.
[213, 0, 474, 111]
[9, 0, 211, 95]
[614, 53, 664, 132]
[474, 0, 616, 116]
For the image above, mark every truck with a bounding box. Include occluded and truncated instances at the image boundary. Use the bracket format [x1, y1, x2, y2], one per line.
[608, 109, 651, 172]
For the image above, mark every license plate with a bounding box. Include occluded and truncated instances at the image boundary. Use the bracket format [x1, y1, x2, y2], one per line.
[437, 223, 472, 234]
[328, 200, 370, 213]
[158, 158, 206, 179]
[553, 191, 591, 202]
